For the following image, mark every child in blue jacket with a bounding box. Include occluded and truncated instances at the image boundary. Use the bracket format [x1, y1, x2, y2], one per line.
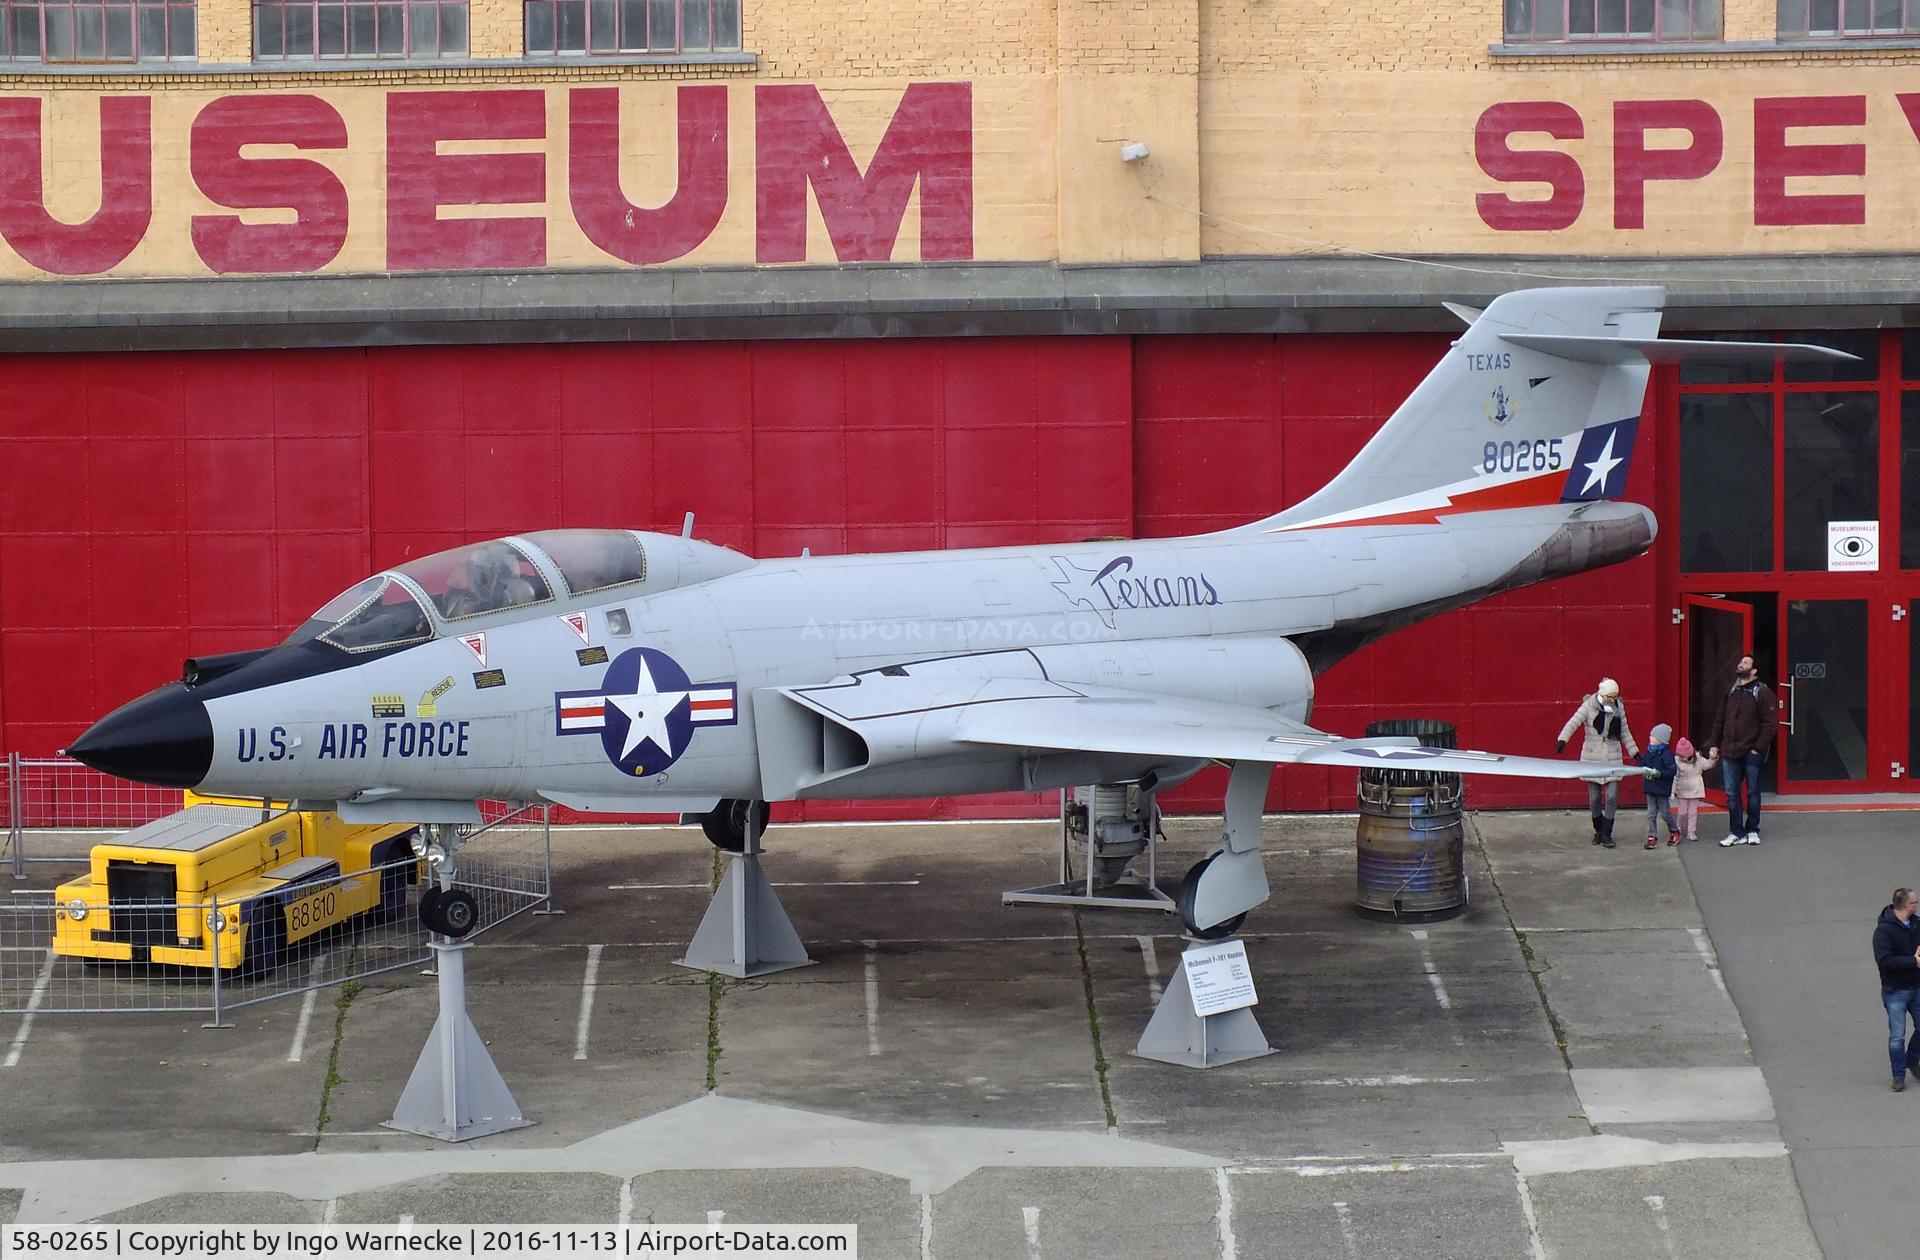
[1641, 722, 1678, 849]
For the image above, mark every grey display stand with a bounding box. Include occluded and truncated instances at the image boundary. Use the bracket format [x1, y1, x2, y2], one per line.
[1133, 938, 1275, 1069]
[385, 937, 533, 1141]
[676, 846, 815, 979]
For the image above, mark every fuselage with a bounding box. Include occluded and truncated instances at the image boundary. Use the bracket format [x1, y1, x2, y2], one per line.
[68, 501, 1653, 810]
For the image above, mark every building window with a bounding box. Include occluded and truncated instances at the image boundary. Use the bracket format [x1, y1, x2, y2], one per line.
[1679, 393, 1774, 573]
[1779, 0, 1920, 35]
[1504, 0, 1722, 40]
[253, 0, 466, 57]
[525, 0, 739, 54]
[1, 0, 195, 61]
[1677, 331, 1888, 577]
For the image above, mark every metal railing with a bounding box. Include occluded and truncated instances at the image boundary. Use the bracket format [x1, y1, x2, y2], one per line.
[6, 754, 182, 878]
[1, 761, 554, 1024]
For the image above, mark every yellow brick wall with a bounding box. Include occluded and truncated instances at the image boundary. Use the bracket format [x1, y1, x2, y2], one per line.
[1201, 0, 1493, 73]
[121, 0, 1920, 75]
[1725, 0, 1774, 40]
[1199, 0, 1920, 71]
[748, 0, 1057, 78]
[1058, 0, 1197, 74]
[197, 0, 252, 62]
[1055, 0, 1198, 262]
[469, 0, 522, 57]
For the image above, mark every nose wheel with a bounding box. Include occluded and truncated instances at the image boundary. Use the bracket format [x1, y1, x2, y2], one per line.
[1177, 855, 1246, 940]
[417, 886, 479, 938]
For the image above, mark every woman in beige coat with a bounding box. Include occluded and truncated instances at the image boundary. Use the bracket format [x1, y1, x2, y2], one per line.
[1556, 677, 1640, 848]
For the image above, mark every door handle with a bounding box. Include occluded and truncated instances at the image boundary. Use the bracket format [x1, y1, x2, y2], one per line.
[1779, 678, 1794, 733]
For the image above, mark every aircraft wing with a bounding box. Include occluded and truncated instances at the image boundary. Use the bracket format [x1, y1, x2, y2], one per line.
[949, 684, 1633, 779]
[761, 666, 1638, 792]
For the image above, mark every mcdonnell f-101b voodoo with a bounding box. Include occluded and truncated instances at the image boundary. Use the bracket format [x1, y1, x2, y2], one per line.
[67, 286, 1846, 939]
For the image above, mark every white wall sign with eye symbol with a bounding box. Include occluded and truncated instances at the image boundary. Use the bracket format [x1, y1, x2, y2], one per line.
[1828, 521, 1880, 571]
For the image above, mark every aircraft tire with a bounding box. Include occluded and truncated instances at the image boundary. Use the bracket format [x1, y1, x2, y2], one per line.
[417, 886, 444, 934]
[435, 889, 480, 939]
[700, 799, 765, 853]
[1176, 857, 1246, 941]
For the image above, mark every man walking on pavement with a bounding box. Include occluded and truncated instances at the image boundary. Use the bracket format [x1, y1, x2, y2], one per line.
[1707, 653, 1778, 847]
[1874, 887, 1920, 1091]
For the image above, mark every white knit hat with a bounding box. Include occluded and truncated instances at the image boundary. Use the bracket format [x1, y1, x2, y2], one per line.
[1596, 677, 1620, 699]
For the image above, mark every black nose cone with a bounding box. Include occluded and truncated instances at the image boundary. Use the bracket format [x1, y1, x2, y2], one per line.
[66, 683, 213, 788]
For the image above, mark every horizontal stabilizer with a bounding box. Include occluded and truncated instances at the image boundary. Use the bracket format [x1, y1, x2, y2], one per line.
[1502, 333, 1858, 365]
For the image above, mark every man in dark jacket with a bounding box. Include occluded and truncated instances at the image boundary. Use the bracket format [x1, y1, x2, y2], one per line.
[1707, 654, 1779, 847]
[1874, 887, 1920, 1091]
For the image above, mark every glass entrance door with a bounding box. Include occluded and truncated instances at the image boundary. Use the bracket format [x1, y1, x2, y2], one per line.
[1905, 597, 1920, 786]
[1681, 594, 1751, 755]
[1782, 598, 1872, 788]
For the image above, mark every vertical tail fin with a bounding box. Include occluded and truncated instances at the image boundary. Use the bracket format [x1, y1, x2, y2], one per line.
[1255, 285, 1664, 532]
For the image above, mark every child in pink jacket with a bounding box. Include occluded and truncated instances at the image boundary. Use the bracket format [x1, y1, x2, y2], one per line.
[1671, 737, 1719, 843]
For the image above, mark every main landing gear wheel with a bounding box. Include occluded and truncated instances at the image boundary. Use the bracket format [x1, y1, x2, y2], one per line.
[419, 887, 479, 938]
[1177, 855, 1246, 941]
[700, 799, 767, 853]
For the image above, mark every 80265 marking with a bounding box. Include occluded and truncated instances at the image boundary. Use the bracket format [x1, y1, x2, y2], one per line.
[1483, 439, 1563, 475]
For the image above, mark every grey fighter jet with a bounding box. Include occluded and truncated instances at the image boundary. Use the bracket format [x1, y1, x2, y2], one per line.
[66, 286, 1845, 937]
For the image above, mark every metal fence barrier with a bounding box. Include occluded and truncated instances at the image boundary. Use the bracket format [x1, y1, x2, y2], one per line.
[1, 761, 554, 1023]
[6, 754, 184, 878]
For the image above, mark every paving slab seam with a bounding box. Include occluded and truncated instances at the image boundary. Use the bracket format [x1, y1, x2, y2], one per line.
[1465, 813, 1588, 1115]
[1070, 911, 1118, 1132]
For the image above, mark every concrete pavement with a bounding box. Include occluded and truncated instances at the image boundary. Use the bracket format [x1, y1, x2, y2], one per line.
[0, 810, 1838, 1257]
[1682, 809, 1920, 1257]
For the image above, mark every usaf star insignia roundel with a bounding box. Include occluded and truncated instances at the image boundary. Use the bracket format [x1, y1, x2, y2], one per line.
[554, 647, 738, 776]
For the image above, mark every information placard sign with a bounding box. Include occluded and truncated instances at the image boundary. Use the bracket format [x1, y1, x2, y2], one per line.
[1829, 521, 1879, 571]
[1181, 939, 1259, 1017]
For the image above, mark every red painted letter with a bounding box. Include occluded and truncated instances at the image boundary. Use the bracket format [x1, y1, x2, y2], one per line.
[1474, 101, 1585, 232]
[1754, 95, 1865, 227]
[387, 90, 547, 271]
[1896, 92, 1920, 146]
[570, 86, 727, 266]
[755, 82, 972, 263]
[190, 95, 349, 275]
[0, 96, 151, 276]
[1612, 99, 1723, 230]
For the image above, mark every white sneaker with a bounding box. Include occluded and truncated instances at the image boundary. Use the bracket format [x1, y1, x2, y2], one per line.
[1741, 832, 1761, 845]
[1718, 833, 1742, 848]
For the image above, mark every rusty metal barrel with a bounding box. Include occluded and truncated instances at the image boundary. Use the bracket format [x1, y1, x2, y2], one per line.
[1355, 718, 1467, 922]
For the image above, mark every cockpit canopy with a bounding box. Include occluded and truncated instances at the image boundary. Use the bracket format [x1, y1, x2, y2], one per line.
[289, 529, 662, 655]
